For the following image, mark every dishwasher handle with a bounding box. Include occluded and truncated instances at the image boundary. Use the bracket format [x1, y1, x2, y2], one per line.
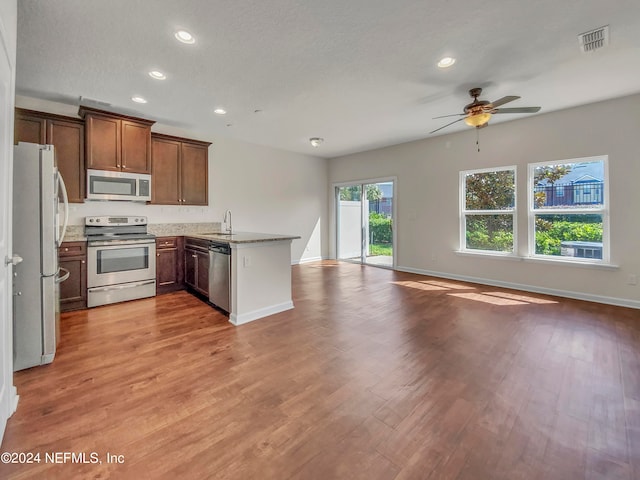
[209, 244, 231, 255]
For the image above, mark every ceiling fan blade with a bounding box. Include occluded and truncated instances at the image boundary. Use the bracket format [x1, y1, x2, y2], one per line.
[433, 113, 465, 119]
[429, 117, 466, 134]
[487, 95, 520, 108]
[493, 106, 541, 114]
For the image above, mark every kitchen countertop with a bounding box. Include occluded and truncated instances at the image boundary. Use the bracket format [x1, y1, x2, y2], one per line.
[59, 223, 299, 245]
[186, 232, 300, 244]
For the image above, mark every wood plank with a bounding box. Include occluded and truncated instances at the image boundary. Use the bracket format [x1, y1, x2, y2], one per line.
[1, 261, 639, 480]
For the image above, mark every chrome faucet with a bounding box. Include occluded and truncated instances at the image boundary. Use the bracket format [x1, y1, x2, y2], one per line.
[223, 210, 232, 233]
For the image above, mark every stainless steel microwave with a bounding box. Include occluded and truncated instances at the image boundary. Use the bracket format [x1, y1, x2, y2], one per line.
[86, 169, 151, 202]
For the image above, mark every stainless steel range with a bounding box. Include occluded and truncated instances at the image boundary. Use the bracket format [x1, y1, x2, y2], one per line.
[85, 216, 156, 307]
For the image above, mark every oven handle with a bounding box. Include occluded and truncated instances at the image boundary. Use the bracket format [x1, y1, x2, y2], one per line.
[88, 239, 156, 247]
[88, 280, 156, 292]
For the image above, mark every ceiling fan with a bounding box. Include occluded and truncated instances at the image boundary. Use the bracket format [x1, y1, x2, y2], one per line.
[430, 88, 541, 134]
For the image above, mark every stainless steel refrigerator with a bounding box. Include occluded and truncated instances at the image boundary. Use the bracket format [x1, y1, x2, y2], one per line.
[13, 142, 69, 371]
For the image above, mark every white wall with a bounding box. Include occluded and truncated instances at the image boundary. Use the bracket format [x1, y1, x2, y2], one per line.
[328, 93, 640, 308]
[15, 96, 329, 264]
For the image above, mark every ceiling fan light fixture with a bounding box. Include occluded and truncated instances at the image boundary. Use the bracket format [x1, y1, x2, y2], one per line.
[464, 112, 491, 127]
[437, 57, 456, 68]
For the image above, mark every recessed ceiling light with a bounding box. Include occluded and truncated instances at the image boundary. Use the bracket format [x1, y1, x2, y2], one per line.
[175, 30, 195, 44]
[214, 108, 227, 115]
[131, 96, 147, 104]
[310, 137, 324, 147]
[437, 57, 456, 68]
[148, 70, 166, 80]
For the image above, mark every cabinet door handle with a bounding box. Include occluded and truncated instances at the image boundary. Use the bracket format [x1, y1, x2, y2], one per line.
[157, 253, 160, 257]
[192, 254, 197, 258]
[116, 164, 121, 168]
[81, 260, 85, 264]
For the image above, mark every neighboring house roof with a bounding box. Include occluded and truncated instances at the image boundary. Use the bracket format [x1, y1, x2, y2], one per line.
[538, 161, 604, 185]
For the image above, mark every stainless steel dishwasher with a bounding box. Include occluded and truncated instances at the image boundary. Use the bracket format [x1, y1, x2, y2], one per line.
[208, 242, 231, 312]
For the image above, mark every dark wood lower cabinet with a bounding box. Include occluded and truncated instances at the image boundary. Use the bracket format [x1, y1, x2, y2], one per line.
[58, 241, 87, 312]
[156, 237, 184, 294]
[184, 238, 209, 298]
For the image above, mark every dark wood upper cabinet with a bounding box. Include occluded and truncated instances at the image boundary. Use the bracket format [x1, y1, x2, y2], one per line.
[151, 133, 211, 206]
[16, 107, 209, 206]
[14, 109, 85, 203]
[79, 106, 154, 174]
[14, 114, 46, 144]
[151, 136, 181, 205]
[84, 113, 120, 171]
[181, 143, 209, 206]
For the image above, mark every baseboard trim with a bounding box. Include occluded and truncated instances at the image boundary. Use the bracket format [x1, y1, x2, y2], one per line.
[229, 301, 295, 326]
[292, 256, 326, 265]
[396, 265, 640, 309]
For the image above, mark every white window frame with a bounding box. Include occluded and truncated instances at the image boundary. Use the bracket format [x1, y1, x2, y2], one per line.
[527, 155, 609, 263]
[459, 165, 517, 255]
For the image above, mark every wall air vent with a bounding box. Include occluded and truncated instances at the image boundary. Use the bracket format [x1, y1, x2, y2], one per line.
[578, 25, 609, 53]
[78, 96, 112, 108]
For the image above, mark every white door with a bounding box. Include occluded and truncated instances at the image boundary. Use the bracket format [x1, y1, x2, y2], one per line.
[0, 5, 18, 441]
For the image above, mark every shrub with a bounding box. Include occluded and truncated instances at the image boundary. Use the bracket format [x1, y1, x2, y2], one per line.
[369, 212, 392, 244]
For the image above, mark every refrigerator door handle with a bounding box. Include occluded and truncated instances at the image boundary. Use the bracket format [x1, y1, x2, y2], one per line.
[56, 170, 69, 247]
[5, 254, 23, 266]
[55, 267, 70, 284]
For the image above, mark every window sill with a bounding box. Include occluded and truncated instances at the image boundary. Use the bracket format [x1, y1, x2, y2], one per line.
[455, 250, 522, 261]
[455, 250, 619, 269]
[523, 256, 619, 270]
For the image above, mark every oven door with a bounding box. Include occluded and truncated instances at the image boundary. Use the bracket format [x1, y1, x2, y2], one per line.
[87, 241, 156, 288]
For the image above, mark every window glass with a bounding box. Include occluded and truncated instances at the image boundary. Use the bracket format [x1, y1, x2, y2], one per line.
[530, 158, 607, 261]
[461, 168, 516, 253]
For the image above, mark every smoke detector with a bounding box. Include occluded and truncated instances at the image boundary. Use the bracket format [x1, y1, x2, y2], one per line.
[578, 25, 609, 53]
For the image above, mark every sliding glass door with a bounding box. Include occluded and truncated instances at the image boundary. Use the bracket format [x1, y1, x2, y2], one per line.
[336, 180, 394, 268]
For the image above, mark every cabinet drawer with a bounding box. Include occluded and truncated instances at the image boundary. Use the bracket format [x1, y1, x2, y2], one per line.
[59, 241, 87, 257]
[156, 236, 178, 249]
[184, 237, 210, 252]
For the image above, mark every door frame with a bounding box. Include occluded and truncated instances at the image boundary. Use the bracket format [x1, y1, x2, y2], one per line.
[332, 176, 397, 269]
[0, 0, 19, 443]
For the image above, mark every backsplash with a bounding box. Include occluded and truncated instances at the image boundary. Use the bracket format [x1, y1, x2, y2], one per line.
[66, 201, 216, 226]
[148, 222, 222, 236]
[62, 222, 222, 242]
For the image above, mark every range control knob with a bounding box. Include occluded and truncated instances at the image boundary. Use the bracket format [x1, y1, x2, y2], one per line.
[89, 218, 94, 223]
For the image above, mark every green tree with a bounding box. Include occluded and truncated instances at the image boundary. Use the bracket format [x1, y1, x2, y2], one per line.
[533, 164, 571, 209]
[464, 170, 514, 251]
[339, 185, 382, 201]
[465, 170, 515, 211]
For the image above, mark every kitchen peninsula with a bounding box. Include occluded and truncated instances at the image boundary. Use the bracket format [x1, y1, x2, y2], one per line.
[185, 231, 300, 326]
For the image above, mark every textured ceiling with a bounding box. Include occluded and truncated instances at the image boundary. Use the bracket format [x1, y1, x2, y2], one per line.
[15, 0, 640, 158]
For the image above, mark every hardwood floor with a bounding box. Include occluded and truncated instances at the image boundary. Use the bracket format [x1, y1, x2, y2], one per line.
[1, 261, 639, 479]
